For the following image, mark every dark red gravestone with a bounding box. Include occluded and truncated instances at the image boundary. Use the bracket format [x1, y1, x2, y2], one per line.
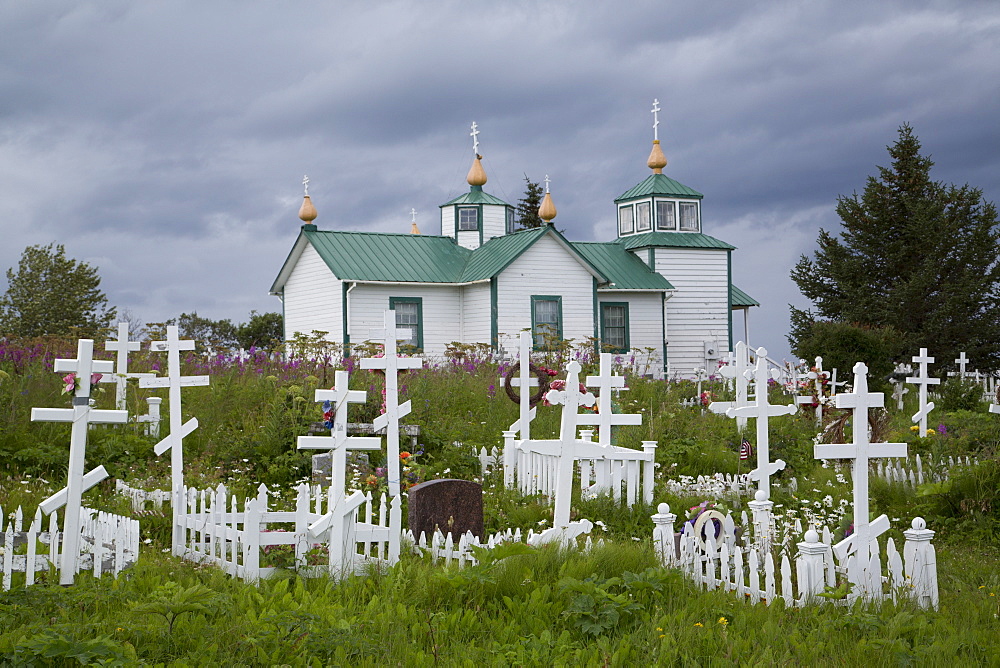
[407, 479, 483, 540]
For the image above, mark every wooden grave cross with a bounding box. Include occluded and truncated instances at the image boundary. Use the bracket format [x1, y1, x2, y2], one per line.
[297, 369, 381, 503]
[726, 347, 797, 498]
[814, 362, 907, 564]
[954, 352, 969, 381]
[578, 352, 642, 446]
[30, 338, 128, 584]
[507, 331, 538, 440]
[708, 340, 751, 431]
[140, 326, 210, 554]
[794, 356, 828, 426]
[906, 348, 939, 433]
[537, 361, 605, 529]
[360, 310, 424, 498]
[104, 321, 154, 410]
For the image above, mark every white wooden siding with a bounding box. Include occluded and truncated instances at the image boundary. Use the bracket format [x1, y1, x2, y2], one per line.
[348, 284, 462, 357]
[652, 247, 730, 377]
[496, 235, 596, 352]
[283, 243, 342, 343]
[456, 230, 480, 250]
[597, 293, 663, 375]
[440, 208, 456, 239]
[482, 205, 507, 242]
[461, 282, 492, 343]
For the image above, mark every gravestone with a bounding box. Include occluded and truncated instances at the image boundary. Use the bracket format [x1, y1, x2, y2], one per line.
[407, 479, 483, 540]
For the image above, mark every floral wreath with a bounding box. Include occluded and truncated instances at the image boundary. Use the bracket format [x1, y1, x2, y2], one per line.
[503, 363, 556, 407]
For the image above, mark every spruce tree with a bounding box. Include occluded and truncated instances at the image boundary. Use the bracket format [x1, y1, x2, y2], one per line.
[515, 176, 545, 229]
[790, 124, 1000, 371]
[0, 242, 116, 339]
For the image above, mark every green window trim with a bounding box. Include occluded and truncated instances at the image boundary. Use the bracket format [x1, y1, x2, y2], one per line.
[389, 296, 423, 352]
[600, 301, 630, 353]
[530, 295, 563, 350]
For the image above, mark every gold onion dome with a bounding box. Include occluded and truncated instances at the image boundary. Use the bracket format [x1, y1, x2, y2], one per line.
[539, 191, 557, 223]
[647, 140, 667, 174]
[299, 195, 318, 223]
[466, 154, 488, 186]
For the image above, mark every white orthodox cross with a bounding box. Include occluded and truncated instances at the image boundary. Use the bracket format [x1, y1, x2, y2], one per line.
[544, 174, 551, 194]
[793, 356, 829, 426]
[955, 352, 969, 380]
[507, 331, 537, 440]
[30, 339, 128, 584]
[708, 341, 751, 432]
[303, 174, 310, 196]
[727, 347, 797, 498]
[535, 361, 605, 528]
[410, 208, 417, 223]
[651, 98, 661, 141]
[360, 310, 424, 497]
[297, 370, 381, 504]
[578, 352, 642, 446]
[104, 322, 153, 411]
[141, 326, 210, 554]
[907, 348, 939, 433]
[470, 121, 479, 154]
[815, 362, 906, 564]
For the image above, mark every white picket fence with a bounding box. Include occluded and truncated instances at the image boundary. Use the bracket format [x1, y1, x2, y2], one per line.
[503, 431, 656, 507]
[0, 505, 139, 590]
[409, 527, 523, 567]
[116, 479, 171, 512]
[174, 482, 401, 583]
[874, 454, 975, 488]
[662, 472, 756, 499]
[652, 504, 938, 609]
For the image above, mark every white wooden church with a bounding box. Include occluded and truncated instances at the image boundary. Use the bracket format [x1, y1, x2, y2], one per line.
[270, 109, 756, 377]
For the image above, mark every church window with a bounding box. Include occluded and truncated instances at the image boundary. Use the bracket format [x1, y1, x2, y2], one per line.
[389, 297, 423, 351]
[635, 202, 651, 232]
[506, 207, 515, 234]
[679, 202, 699, 231]
[618, 205, 634, 235]
[600, 302, 629, 353]
[531, 295, 562, 349]
[655, 199, 676, 230]
[458, 207, 479, 231]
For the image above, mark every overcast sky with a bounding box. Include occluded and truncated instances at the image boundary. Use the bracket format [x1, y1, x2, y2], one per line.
[2, 1, 998, 363]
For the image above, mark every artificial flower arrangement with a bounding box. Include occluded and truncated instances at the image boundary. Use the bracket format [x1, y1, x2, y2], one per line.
[61, 372, 103, 395]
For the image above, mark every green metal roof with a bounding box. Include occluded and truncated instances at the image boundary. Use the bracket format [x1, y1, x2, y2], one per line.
[459, 227, 549, 281]
[305, 230, 471, 282]
[440, 185, 511, 207]
[731, 284, 759, 308]
[572, 242, 674, 290]
[615, 174, 703, 202]
[615, 231, 736, 251]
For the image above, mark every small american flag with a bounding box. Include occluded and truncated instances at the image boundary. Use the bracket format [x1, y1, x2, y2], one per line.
[739, 439, 753, 460]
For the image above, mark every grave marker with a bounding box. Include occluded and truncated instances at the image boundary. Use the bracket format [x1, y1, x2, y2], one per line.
[726, 347, 797, 498]
[815, 362, 906, 594]
[907, 349, 939, 433]
[30, 339, 128, 584]
[104, 322, 154, 410]
[360, 310, 424, 498]
[140, 326, 210, 555]
[709, 341, 751, 431]
[508, 331, 538, 439]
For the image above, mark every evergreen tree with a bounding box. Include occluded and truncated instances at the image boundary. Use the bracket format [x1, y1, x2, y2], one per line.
[790, 124, 1000, 371]
[515, 175, 544, 230]
[0, 243, 116, 339]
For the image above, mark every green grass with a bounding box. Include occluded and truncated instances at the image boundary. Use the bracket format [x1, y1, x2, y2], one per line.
[2, 341, 1000, 664]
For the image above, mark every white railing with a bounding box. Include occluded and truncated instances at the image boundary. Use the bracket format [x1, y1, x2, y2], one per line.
[504, 432, 656, 507]
[652, 503, 938, 609]
[174, 482, 400, 583]
[116, 479, 171, 512]
[0, 505, 139, 590]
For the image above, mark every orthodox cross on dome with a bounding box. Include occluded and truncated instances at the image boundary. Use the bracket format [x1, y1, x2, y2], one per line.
[815, 363, 906, 574]
[31, 339, 128, 584]
[544, 174, 551, 194]
[303, 174, 310, 196]
[651, 98, 661, 141]
[410, 208, 417, 223]
[726, 347, 797, 497]
[470, 121, 479, 154]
